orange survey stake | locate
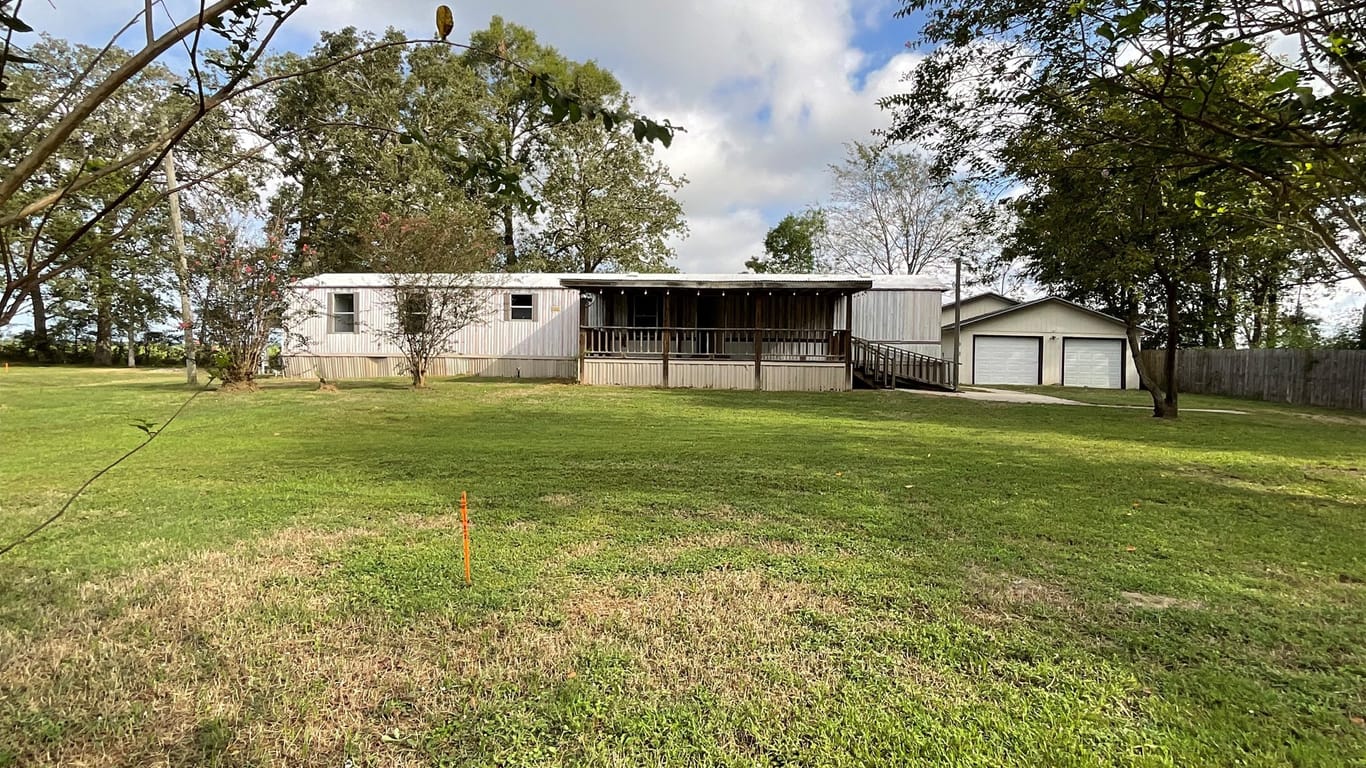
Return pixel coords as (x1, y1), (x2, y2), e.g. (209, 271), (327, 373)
(460, 491), (472, 585)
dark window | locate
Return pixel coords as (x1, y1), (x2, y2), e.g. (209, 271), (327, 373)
(400, 291), (430, 335)
(330, 293), (356, 333)
(510, 293), (534, 320)
(630, 294), (660, 327)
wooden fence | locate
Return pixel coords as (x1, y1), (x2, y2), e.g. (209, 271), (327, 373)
(1140, 348), (1366, 411)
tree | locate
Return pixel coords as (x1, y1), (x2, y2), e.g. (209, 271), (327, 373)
(746, 211), (825, 273)
(365, 208), (500, 388)
(461, 16), (626, 267)
(193, 220), (307, 389)
(995, 71), (1318, 417)
(817, 142), (980, 275)
(0, 4), (679, 328)
(520, 115), (686, 273)
(884, 0), (1366, 295)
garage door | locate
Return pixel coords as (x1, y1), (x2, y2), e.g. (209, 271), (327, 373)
(1063, 338), (1124, 388)
(973, 336), (1040, 385)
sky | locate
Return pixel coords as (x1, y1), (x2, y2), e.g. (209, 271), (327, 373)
(19, 1), (1366, 327)
(29, 0), (925, 274)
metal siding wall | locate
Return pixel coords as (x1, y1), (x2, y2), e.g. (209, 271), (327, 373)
(761, 363), (847, 391)
(850, 290), (941, 344)
(289, 286), (581, 358)
(581, 360), (663, 387)
(283, 355), (576, 380)
(669, 361), (754, 389)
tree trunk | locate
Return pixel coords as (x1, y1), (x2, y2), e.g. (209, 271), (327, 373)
(29, 284), (50, 362)
(126, 319), (137, 368)
(1159, 283), (1180, 418)
(501, 208), (516, 269)
(1124, 312), (1176, 418)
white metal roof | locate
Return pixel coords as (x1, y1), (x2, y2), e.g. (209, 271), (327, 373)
(296, 272), (948, 291)
(295, 273), (579, 289)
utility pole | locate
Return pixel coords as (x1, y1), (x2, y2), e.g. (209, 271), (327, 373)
(953, 256), (962, 390)
(147, 0), (197, 384)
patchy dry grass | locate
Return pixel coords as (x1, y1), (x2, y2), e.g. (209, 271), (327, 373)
(1, 367), (1364, 766)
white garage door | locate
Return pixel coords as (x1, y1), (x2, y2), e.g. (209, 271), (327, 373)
(1063, 338), (1124, 388)
(973, 336), (1040, 385)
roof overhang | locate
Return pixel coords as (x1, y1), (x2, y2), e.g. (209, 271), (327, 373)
(942, 295), (1152, 332)
(560, 274), (874, 292)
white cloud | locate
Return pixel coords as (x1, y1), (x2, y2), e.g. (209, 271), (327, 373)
(27, 1), (922, 273)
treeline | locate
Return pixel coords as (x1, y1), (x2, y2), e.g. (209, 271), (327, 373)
(3, 15), (687, 366)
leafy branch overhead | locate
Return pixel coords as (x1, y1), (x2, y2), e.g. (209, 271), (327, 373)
(0, 1), (684, 327)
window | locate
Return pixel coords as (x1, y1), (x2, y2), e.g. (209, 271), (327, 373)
(508, 293), (535, 321)
(400, 291), (430, 335)
(630, 293), (660, 327)
(329, 292), (356, 333)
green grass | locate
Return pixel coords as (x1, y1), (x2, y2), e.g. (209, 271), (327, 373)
(0, 366), (1363, 767)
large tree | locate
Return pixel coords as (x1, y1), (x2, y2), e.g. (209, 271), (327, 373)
(520, 114), (686, 273)
(460, 16), (626, 267)
(817, 142), (980, 275)
(994, 67), (1318, 417)
(884, 0), (1366, 295)
(746, 211), (825, 274)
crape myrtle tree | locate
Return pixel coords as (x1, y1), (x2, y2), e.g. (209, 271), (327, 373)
(0, 1), (680, 328)
(192, 220), (312, 389)
(365, 207), (501, 388)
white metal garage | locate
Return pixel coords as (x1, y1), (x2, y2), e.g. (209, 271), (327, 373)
(972, 336), (1041, 385)
(942, 295), (1143, 390)
(1062, 338), (1125, 388)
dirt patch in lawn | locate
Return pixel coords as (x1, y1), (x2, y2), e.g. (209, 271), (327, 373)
(544, 570), (849, 702)
(966, 570), (1076, 624)
(0, 526), (441, 768)
(539, 493), (576, 508)
(1120, 591), (1203, 610)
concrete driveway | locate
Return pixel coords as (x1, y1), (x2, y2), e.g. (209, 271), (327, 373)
(901, 387), (1247, 414)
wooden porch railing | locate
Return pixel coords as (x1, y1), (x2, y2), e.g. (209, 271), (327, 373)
(583, 326), (849, 363)
(851, 337), (955, 390)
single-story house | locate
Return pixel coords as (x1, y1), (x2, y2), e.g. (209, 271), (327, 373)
(941, 294), (1141, 389)
(285, 272), (953, 392)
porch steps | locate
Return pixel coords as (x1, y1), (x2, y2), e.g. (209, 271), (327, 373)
(851, 337), (956, 391)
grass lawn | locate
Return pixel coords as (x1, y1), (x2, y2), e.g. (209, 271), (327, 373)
(1, 366), (1363, 767)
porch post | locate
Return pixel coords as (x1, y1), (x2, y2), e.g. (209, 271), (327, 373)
(578, 329), (587, 383)
(844, 292), (854, 390)
(661, 291), (671, 388)
(753, 293), (764, 391)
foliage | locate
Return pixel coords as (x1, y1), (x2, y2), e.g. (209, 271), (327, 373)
(193, 225), (309, 387)
(0, 6), (680, 327)
(269, 18), (683, 273)
(817, 142), (981, 276)
(884, 0), (1366, 291)
(1, 369), (1364, 764)
(364, 208), (500, 388)
(746, 211), (826, 273)
(520, 116), (687, 273)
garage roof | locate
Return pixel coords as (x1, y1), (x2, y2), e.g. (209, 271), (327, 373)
(943, 296), (1136, 330)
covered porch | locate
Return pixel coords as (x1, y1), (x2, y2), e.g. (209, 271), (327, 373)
(562, 275), (872, 391)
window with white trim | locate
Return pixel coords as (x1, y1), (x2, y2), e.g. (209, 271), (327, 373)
(329, 292), (357, 333)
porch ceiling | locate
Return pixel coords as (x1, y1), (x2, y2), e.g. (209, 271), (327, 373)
(559, 274), (873, 293)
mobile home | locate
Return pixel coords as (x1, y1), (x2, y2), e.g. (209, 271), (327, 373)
(285, 273), (952, 391)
